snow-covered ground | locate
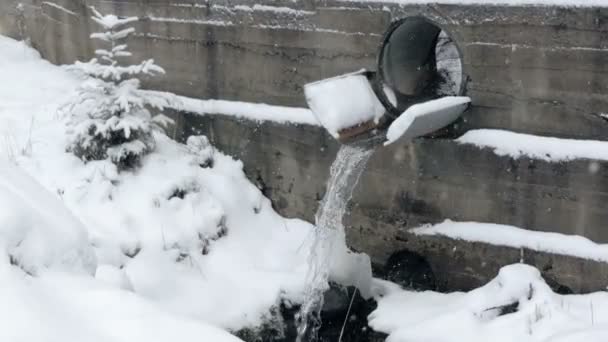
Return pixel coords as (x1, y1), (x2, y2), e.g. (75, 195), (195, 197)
(370, 264), (608, 342)
(0, 35), (314, 341)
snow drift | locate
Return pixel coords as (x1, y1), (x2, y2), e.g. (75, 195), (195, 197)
(0, 161), (96, 275)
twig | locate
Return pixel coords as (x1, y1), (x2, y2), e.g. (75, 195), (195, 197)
(338, 288), (357, 342)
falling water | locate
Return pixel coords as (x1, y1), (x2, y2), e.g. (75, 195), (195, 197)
(295, 140), (377, 342)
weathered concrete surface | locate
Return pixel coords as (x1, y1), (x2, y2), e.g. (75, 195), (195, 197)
(397, 232), (608, 294)
(3, 0), (608, 291)
(4, 0), (608, 139)
(180, 113), (608, 292)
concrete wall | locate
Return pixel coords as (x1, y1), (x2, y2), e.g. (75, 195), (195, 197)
(179, 113), (608, 292)
(2, 0), (608, 291)
(4, 0), (608, 139)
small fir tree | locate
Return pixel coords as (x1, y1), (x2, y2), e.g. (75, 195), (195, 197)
(63, 7), (175, 170)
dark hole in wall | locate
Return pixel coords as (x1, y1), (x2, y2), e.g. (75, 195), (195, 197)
(377, 17), (464, 114)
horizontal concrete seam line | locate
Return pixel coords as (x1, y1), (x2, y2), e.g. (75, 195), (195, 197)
(340, 0), (608, 8)
(362, 168), (608, 195)
(465, 63), (608, 74)
(469, 95), (596, 111)
(147, 16), (234, 26)
(254, 24), (382, 36)
(41, 1), (77, 16)
(145, 16), (381, 36)
(217, 4), (316, 16)
(456, 22), (608, 33)
(130, 33), (376, 59)
(467, 85), (608, 100)
(467, 93), (607, 113)
(321, 5), (390, 11)
(467, 41), (608, 53)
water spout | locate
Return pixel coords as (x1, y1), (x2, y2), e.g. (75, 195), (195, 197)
(295, 140), (377, 342)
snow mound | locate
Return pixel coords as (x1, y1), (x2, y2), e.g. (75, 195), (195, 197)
(0, 161), (96, 275)
(0, 35), (313, 333)
(370, 263), (608, 342)
(457, 129), (608, 162)
(411, 220), (608, 262)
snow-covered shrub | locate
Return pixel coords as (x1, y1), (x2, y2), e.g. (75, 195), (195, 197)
(151, 175), (228, 256)
(187, 135), (215, 168)
(63, 7), (176, 170)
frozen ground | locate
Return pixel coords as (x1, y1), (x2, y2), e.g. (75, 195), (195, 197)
(370, 264), (608, 342)
(2, 34), (608, 342)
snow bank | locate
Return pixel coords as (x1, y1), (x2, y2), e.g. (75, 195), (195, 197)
(457, 129), (608, 162)
(343, 0), (608, 7)
(411, 220), (608, 262)
(304, 70), (385, 137)
(0, 34), (313, 335)
(0, 161), (96, 275)
(370, 264), (608, 342)
(0, 266), (242, 342)
(385, 96), (470, 145)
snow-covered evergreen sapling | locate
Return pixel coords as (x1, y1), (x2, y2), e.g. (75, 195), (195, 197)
(63, 7), (176, 170)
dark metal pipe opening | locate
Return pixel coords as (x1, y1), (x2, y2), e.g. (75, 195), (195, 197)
(374, 16), (466, 119)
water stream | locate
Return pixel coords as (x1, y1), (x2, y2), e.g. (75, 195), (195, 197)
(295, 140), (377, 342)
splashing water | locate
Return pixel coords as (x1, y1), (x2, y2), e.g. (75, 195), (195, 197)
(295, 142), (376, 342)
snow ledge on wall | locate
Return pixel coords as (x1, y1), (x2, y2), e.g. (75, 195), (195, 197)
(456, 129), (608, 162)
(142, 90), (319, 126)
(411, 220), (608, 263)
